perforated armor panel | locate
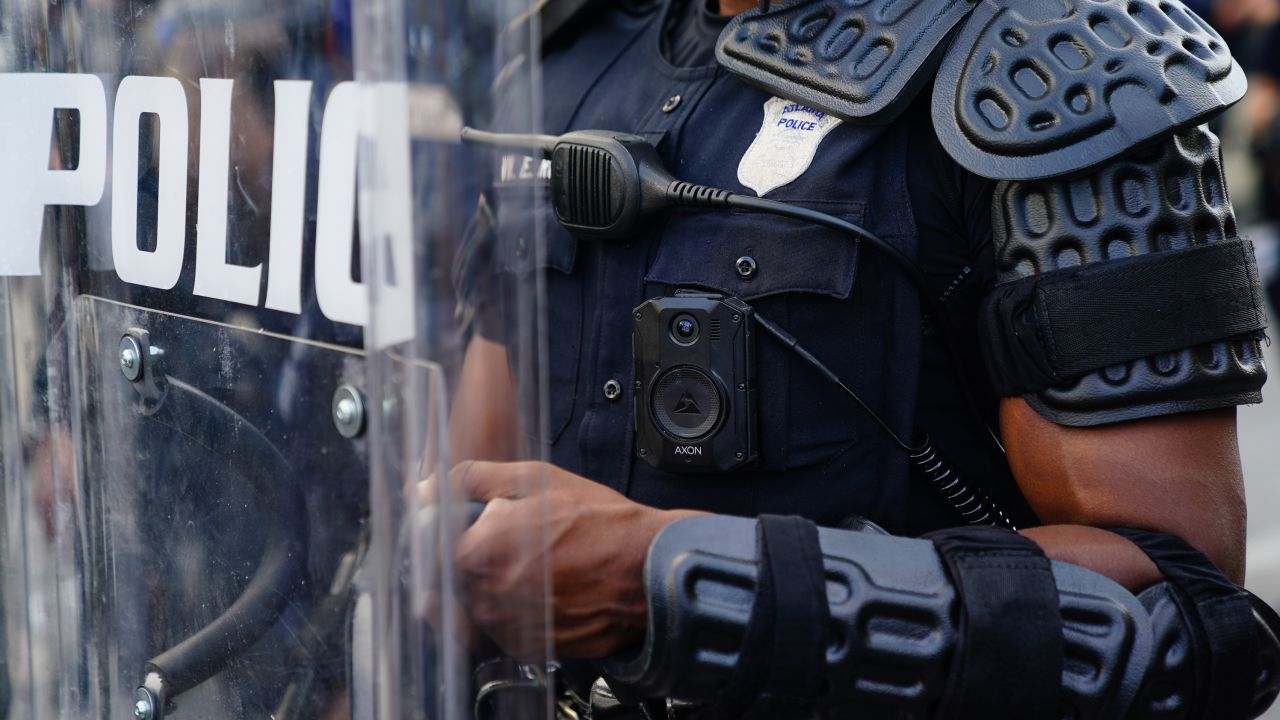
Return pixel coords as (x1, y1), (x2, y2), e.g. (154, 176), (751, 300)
(932, 0), (1247, 180)
(987, 125), (1266, 426)
(715, 0), (975, 123)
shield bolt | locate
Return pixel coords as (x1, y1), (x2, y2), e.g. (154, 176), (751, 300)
(120, 336), (143, 382)
(332, 384), (367, 439)
(131, 687), (159, 720)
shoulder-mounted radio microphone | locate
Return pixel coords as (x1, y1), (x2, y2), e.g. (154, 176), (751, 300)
(461, 127), (682, 240)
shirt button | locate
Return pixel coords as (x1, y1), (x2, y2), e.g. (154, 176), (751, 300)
(603, 379), (622, 401)
(735, 255), (758, 280)
(661, 94), (682, 113)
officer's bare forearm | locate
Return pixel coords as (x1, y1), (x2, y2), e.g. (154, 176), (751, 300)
(449, 336), (520, 463)
(1021, 525), (1160, 593)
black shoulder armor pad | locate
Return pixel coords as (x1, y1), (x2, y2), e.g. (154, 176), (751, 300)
(981, 125), (1268, 426)
(715, 0), (976, 124)
(932, 0), (1247, 180)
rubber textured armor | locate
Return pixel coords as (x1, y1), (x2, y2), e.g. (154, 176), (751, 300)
(715, 0), (975, 124)
(713, 0), (1246, 180)
(1128, 581), (1280, 718)
(982, 124), (1266, 426)
(932, 0), (1246, 180)
(601, 515), (1280, 719)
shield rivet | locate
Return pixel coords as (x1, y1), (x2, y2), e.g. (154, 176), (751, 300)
(120, 336), (143, 382)
(332, 384), (367, 439)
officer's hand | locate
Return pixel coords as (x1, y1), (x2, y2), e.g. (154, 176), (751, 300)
(444, 460), (699, 660)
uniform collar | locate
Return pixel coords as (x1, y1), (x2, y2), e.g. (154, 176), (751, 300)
(648, 0), (726, 79)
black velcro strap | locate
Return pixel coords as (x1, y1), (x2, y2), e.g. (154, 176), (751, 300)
(927, 526), (1062, 719)
(981, 238), (1267, 395)
(758, 515), (829, 702)
(716, 515), (830, 717)
(1112, 528), (1258, 719)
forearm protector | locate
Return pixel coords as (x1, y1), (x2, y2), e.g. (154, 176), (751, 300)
(600, 515), (1280, 719)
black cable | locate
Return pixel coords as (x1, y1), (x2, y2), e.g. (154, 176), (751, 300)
(908, 438), (1016, 530)
(724, 193), (934, 306)
(753, 312), (918, 453)
(668, 181), (1007, 457)
(754, 311), (1015, 529)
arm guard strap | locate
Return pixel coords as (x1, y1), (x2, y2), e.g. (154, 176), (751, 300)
(1113, 528), (1280, 719)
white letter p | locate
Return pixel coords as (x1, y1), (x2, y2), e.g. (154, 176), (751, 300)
(0, 73), (107, 276)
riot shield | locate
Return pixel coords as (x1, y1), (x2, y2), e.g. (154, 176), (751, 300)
(0, 0), (551, 718)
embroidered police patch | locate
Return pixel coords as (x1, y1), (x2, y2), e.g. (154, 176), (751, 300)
(737, 97), (841, 196)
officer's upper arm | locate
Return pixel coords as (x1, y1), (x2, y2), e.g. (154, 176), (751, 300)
(1001, 398), (1246, 583)
(971, 122), (1261, 586)
(948, 4), (1264, 581)
(973, 129), (1254, 583)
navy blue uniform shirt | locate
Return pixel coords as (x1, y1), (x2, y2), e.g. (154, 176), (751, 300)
(483, 0), (1037, 535)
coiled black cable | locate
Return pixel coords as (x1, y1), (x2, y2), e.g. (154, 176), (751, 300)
(907, 436), (1016, 530)
(667, 181), (733, 208)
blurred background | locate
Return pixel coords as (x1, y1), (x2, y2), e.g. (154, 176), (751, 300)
(1210, 4), (1280, 715)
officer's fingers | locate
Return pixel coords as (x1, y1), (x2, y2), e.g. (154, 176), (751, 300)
(454, 497), (517, 577)
(418, 466), (485, 506)
(450, 460), (534, 502)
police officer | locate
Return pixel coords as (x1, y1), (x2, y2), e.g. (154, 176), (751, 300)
(443, 0), (1280, 716)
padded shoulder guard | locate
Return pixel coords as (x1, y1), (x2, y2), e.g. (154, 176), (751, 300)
(715, 0), (1245, 180)
(716, 0), (975, 124)
(980, 125), (1267, 426)
(932, 0), (1247, 180)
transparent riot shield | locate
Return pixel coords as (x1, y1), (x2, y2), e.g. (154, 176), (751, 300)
(0, 0), (550, 718)
(354, 0), (555, 719)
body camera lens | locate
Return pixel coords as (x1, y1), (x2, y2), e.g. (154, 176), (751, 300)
(671, 314), (699, 345)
